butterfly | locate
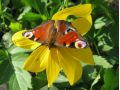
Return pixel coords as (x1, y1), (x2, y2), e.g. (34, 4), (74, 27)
(22, 20), (88, 49)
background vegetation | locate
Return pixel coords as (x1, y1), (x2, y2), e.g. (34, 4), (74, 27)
(0, 0), (118, 90)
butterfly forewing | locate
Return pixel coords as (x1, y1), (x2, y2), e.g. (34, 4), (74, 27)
(23, 20), (55, 45)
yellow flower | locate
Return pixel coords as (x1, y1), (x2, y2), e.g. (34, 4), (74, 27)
(12, 4), (94, 86)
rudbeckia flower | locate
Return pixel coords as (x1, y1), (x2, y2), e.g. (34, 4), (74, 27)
(12, 4), (94, 86)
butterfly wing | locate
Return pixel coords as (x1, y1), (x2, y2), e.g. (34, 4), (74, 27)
(23, 20), (55, 44)
(55, 20), (88, 48)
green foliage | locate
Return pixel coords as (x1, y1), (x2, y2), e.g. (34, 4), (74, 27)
(9, 22), (22, 32)
(0, 58), (14, 84)
(93, 55), (113, 68)
(9, 67), (32, 90)
(101, 68), (119, 90)
(0, 0), (118, 90)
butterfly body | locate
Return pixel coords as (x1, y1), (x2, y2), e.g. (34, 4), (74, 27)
(23, 20), (88, 49)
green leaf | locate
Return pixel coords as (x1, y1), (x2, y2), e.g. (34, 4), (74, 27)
(94, 17), (106, 29)
(94, 17), (113, 30)
(106, 49), (118, 65)
(32, 72), (47, 90)
(39, 85), (48, 90)
(101, 68), (119, 90)
(90, 74), (100, 90)
(2, 12), (13, 21)
(49, 6), (59, 17)
(2, 32), (12, 48)
(98, 40), (113, 52)
(21, 0), (41, 13)
(17, 6), (31, 20)
(49, 86), (58, 90)
(93, 55), (113, 68)
(83, 66), (97, 83)
(9, 22), (22, 32)
(8, 45), (31, 55)
(0, 49), (8, 61)
(102, 45), (113, 52)
(0, 59), (14, 84)
(9, 67), (32, 90)
(8, 45), (30, 67)
(66, 15), (79, 22)
(11, 53), (29, 67)
(23, 12), (47, 21)
(40, 85), (58, 90)
(54, 74), (70, 88)
(55, 74), (68, 83)
(0, 49), (14, 85)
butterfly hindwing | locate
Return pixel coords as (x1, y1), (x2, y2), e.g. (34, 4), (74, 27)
(23, 20), (55, 44)
(55, 20), (88, 48)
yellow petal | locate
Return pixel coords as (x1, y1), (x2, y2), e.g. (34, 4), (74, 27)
(58, 48), (82, 85)
(39, 46), (50, 72)
(72, 15), (92, 35)
(23, 46), (49, 72)
(12, 30), (40, 50)
(46, 48), (61, 87)
(63, 48), (94, 65)
(52, 4), (92, 20)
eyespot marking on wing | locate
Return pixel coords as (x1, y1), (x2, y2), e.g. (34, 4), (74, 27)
(75, 40), (87, 48)
(23, 31), (33, 39)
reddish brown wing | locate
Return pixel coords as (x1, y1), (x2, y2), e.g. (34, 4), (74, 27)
(23, 20), (55, 44)
(55, 20), (88, 48)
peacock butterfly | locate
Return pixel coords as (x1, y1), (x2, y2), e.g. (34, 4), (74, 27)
(23, 20), (88, 49)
